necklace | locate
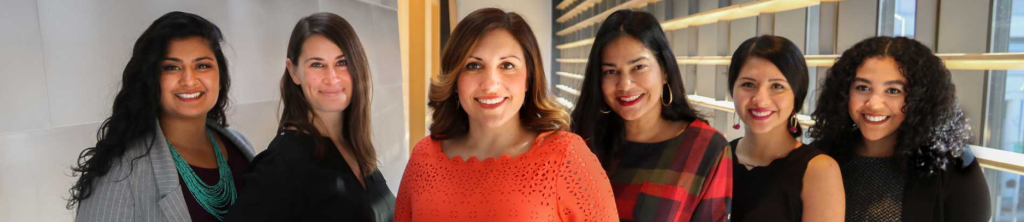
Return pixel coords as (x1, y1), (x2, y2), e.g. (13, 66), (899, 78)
(166, 128), (236, 221)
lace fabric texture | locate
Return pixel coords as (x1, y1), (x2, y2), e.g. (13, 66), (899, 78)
(394, 131), (618, 222)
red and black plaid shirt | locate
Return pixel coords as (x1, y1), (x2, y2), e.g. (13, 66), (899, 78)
(609, 119), (733, 222)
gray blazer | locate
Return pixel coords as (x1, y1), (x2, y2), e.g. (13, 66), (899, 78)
(75, 121), (257, 222)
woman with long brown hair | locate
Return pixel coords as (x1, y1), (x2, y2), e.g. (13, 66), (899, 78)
(224, 12), (394, 222)
(394, 8), (617, 222)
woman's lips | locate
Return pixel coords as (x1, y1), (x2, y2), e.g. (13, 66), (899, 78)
(616, 93), (644, 106)
(748, 109), (775, 120)
(475, 96), (507, 109)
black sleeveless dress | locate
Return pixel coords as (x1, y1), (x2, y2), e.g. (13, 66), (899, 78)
(730, 138), (825, 222)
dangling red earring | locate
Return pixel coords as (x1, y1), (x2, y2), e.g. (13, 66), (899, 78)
(732, 113), (740, 129)
(788, 116), (798, 133)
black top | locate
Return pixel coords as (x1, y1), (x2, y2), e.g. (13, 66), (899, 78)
(179, 132), (251, 222)
(843, 156), (903, 222)
(821, 144), (992, 222)
(730, 138), (824, 222)
(225, 129), (396, 222)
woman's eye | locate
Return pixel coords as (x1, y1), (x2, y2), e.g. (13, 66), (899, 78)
(310, 62), (325, 68)
(336, 60), (348, 66)
(603, 69), (618, 75)
(740, 82), (755, 88)
(855, 85), (870, 92)
(162, 65), (180, 71)
(196, 64), (211, 69)
(499, 63), (515, 69)
(465, 63), (482, 70)
(886, 88), (902, 94)
(771, 83), (786, 89)
(632, 64), (647, 70)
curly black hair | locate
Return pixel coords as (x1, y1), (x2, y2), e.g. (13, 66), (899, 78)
(68, 11), (231, 209)
(808, 36), (971, 178)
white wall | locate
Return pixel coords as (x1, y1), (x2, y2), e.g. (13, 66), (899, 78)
(0, 0), (406, 221)
(457, 0), (554, 85)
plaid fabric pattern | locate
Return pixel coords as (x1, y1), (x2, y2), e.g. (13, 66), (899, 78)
(609, 120), (733, 222)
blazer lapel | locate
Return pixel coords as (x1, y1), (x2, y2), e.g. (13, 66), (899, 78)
(150, 120), (192, 222)
(208, 122), (256, 160)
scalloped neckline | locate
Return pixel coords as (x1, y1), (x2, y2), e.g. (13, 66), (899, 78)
(435, 131), (555, 163)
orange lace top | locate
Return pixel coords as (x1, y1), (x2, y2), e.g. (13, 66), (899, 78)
(394, 131), (618, 222)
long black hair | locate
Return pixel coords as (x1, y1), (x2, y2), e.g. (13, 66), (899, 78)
(68, 11), (231, 209)
(727, 35), (810, 138)
(570, 10), (703, 170)
(809, 36), (970, 177)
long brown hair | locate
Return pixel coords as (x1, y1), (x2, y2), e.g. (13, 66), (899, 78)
(428, 8), (569, 140)
(280, 12), (376, 174)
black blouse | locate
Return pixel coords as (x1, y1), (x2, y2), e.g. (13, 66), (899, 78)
(730, 138), (825, 222)
(225, 129), (395, 222)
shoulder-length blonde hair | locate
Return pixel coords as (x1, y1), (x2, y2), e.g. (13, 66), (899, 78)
(279, 12), (376, 174)
(428, 8), (568, 140)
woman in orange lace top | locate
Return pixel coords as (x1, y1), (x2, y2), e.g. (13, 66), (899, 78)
(394, 8), (617, 222)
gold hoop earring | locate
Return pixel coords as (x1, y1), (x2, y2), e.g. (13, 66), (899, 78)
(662, 84), (673, 106)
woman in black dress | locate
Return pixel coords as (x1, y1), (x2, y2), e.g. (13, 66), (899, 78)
(809, 36), (990, 222)
(726, 35), (844, 221)
(225, 12), (394, 222)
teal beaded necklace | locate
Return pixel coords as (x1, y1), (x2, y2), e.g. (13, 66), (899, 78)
(166, 128), (236, 221)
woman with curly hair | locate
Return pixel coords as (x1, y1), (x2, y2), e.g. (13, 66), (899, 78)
(70, 12), (255, 222)
(809, 36), (990, 221)
(728, 35), (844, 222)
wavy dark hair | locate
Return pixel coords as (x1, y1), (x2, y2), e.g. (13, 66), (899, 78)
(808, 36), (970, 177)
(728, 35), (809, 138)
(280, 12), (377, 174)
(429, 8), (569, 140)
(68, 11), (231, 209)
(570, 10), (703, 170)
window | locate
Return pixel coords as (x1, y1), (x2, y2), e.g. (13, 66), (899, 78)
(878, 0), (916, 37)
(988, 0), (1024, 220)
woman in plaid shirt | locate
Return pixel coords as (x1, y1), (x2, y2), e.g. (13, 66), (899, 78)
(571, 10), (733, 222)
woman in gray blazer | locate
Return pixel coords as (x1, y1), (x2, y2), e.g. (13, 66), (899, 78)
(68, 11), (256, 222)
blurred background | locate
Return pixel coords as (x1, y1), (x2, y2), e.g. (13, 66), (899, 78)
(2, 0), (1024, 221)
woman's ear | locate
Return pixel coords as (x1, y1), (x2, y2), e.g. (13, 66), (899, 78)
(286, 58), (301, 85)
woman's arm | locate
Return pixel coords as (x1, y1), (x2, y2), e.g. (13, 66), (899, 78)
(802, 154), (845, 222)
(692, 142), (733, 222)
(944, 158), (991, 221)
(556, 133), (619, 222)
(75, 157), (135, 222)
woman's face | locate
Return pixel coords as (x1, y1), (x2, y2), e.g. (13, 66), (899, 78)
(456, 29), (529, 129)
(159, 36), (220, 120)
(732, 57), (795, 135)
(287, 34), (354, 116)
(848, 57), (907, 142)
(599, 36), (666, 121)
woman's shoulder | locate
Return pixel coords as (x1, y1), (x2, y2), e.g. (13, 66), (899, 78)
(792, 142), (827, 162)
(801, 144), (840, 181)
(253, 130), (319, 164)
(531, 131), (597, 163)
(536, 131), (586, 150)
(411, 136), (441, 157)
(681, 119), (730, 147)
(216, 126), (256, 153)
